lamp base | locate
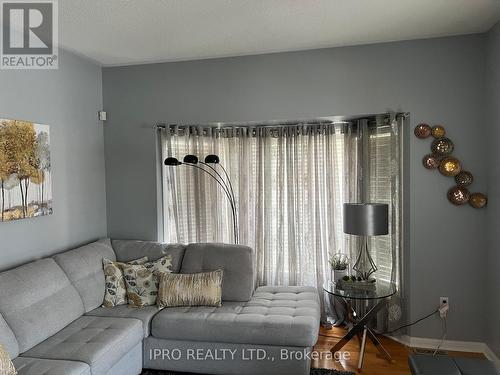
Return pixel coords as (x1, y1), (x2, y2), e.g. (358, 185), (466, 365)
(337, 278), (377, 291)
(352, 237), (378, 280)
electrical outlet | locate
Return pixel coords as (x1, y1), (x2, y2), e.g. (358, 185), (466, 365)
(440, 297), (449, 307)
(439, 297), (449, 318)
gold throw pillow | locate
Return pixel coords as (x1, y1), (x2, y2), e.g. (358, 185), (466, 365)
(102, 256), (148, 307)
(157, 270), (223, 308)
(0, 344), (16, 375)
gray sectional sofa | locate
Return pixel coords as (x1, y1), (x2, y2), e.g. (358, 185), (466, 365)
(0, 239), (320, 375)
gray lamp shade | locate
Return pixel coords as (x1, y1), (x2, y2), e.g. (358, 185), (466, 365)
(343, 203), (389, 236)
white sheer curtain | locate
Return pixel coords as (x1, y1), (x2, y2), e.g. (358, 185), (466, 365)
(160, 119), (402, 313)
(366, 117), (404, 331)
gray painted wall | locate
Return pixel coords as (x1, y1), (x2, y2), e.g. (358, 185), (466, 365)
(103, 34), (488, 341)
(486, 21), (500, 357)
(0, 49), (107, 270)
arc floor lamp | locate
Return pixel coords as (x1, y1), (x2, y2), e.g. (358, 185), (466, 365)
(164, 154), (239, 244)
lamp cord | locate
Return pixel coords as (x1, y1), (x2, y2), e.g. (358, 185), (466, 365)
(318, 308), (439, 338)
(384, 308), (439, 335)
(433, 317), (447, 355)
(320, 309), (446, 354)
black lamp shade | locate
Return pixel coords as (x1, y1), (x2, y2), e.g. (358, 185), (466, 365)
(343, 203), (388, 236)
(164, 157), (181, 166)
(183, 155), (199, 164)
(205, 154), (220, 164)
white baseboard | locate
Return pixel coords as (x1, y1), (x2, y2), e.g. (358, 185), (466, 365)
(483, 345), (500, 371)
(387, 335), (500, 371)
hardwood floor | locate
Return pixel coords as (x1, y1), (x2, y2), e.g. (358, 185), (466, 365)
(312, 326), (485, 374)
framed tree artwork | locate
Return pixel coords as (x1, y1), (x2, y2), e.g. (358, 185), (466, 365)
(0, 118), (52, 222)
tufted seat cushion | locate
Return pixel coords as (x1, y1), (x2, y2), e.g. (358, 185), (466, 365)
(409, 354), (461, 375)
(13, 357), (90, 375)
(151, 286), (320, 347)
(453, 357), (499, 375)
(22, 316), (142, 375)
(85, 305), (159, 337)
(409, 354), (499, 375)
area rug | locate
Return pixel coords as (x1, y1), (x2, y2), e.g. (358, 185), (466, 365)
(142, 368), (355, 375)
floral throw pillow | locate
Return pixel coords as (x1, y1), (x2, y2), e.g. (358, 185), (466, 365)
(123, 255), (173, 307)
(0, 344), (16, 375)
(102, 256), (148, 307)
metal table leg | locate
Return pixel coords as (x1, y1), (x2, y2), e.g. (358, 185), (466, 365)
(330, 298), (392, 369)
(366, 326), (392, 362)
(357, 327), (368, 370)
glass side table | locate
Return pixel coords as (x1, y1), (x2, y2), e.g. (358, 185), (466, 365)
(323, 279), (397, 370)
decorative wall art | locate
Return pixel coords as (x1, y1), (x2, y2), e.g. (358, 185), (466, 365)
(455, 171), (473, 187)
(469, 192), (487, 209)
(431, 137), (454, 156)
(431, 125), (446, 138)
(447, 186), (470, 206)
(422, 154), (441, 169)
(414, 123), (432, 139)
(438, 157), (461, 177)
(415, 123), (487, 208)
(0, 118), (52, 222)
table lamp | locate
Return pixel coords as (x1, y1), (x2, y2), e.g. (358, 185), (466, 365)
(343, 203), (388, 281)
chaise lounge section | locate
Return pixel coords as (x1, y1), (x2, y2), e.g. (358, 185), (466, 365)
(0, 239), (320, 375)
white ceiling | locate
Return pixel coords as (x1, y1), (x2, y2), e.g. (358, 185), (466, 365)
(59, 0), (500, 66)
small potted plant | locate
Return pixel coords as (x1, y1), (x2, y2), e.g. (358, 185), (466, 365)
(328, 252), (350, 282)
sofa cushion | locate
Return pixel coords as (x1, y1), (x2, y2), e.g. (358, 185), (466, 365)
(0, 313), (19, 359)
(22, 316), (143, 375)
(13, 357), (90, 375)
(151, 286), (320, 347)
(112, 240), (185, 273)
(453, 357), (499, 375)
(144, 338), (312, 375)
(53, 238), (116, 312)
(105, 342), (142, 375)
(0, 258), (84, 352)
(85, 305), (158, 337)
(409, 354), (461, 375)
(180, 243), (254, 302)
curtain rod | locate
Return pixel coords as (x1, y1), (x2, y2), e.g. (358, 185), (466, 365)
(153, 112), (409, 130)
